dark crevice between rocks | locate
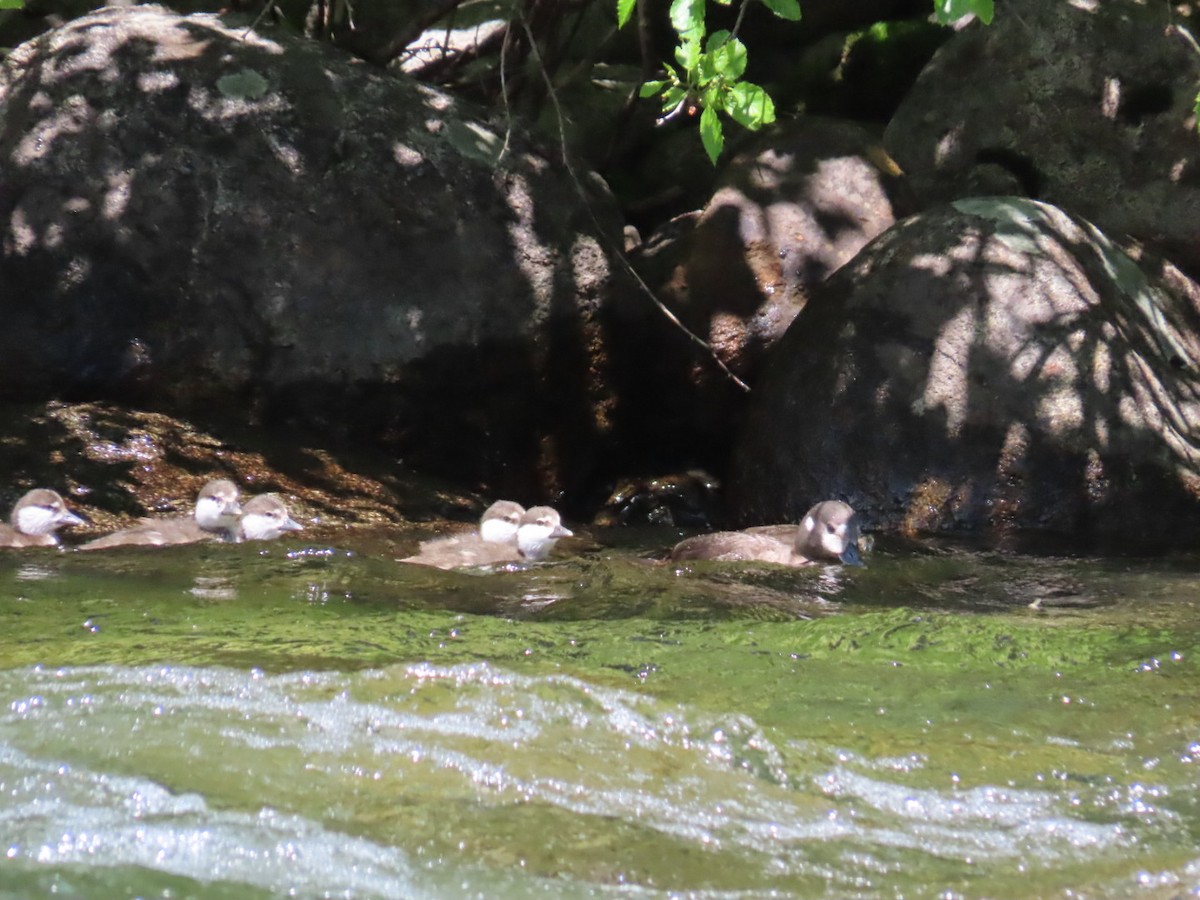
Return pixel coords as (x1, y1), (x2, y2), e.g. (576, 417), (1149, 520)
(972, 147), (1042, 198)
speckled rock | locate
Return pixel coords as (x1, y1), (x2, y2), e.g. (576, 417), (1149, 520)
(0, 5), (628, 502)
(613, 118), (906, 478)
(885, 0), (1200, 277)
(731, 197), (1200, 548)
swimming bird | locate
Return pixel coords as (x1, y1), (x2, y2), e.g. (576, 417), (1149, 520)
(0, 489), (86, 548)
(401, 505), (572, 569)
(236, 493), (304, 541)
(79, 479), (243, 549)
(476, 500), (526, 544)
(405, 500), (525, 559)
(671, 500), (863, 566)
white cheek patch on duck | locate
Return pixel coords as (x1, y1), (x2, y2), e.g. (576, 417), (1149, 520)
(254, 511), (302, 539)
(803, 512), (819, 546)
(480, 516), (520, 544)
(818, 520), (846, 556)
(16, 505), (59, 536)
(196, 498), (241, 531)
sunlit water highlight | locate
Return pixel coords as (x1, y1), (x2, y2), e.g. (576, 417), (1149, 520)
(0, 533), (1199, 897)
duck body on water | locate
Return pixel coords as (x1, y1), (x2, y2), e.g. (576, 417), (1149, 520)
(401, 503), (572, 569)
(671, 500), (863, 567)
(0, 479), (853, 571)
(80, 479), (244, 550)
(78, 481), (303, 550)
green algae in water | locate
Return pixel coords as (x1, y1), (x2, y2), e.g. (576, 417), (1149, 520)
(1, 539), (1200, 897)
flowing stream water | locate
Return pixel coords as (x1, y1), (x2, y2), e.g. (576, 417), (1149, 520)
(1, 528), (1198, 898)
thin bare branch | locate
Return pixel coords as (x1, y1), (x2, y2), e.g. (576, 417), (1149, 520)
(516, 12), (751, 394)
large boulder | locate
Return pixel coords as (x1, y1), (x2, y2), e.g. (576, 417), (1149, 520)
(730, 197), (1200, 549)
(613, 118), (906, 478)
(884, 0), (1200, 277)
(0, 5), (628, 502)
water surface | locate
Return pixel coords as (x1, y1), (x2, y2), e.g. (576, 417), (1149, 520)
(1, 532), (1198, 897)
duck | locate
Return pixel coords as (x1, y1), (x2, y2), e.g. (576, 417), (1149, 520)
(513, 506), (575, 561)
(401, 505), (572, 569)
(476, 500), (526, 543)
(79, 479), (243, 550)
(670, 500), (863, 566)
(403, 500), (525, 560)
(236, 493), (304, 541)
(0, 488), (86, 548)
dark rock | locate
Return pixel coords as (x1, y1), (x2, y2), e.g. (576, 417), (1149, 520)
(0, 5), (628, 502)
(730, 197), (1200, 549)
(639, 118), (907, 372)
(593, 469), (721, 528)
(885, 0), (1200, 277)
(781, 17), (949, 122)
(614, 117), (906, 478)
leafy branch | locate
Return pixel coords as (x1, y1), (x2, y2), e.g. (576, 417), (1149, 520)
(622, 0), (796, 163)
(620, 0), (997, 163)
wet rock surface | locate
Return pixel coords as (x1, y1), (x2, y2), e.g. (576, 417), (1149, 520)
(0, 401), (486, 546)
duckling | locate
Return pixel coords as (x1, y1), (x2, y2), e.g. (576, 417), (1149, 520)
(236, 493), (304, 542)
(671, 500), (863, 566)
(404, 500), (525, 560)
(0, 489), (86, 548)
(80, 479), (243, 550)
(477, 500), (525, 544)
(513, 506), (574, 561)
(401, 505), (572, 569)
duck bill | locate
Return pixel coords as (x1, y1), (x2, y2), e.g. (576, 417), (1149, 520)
(839, 543), (864, 567)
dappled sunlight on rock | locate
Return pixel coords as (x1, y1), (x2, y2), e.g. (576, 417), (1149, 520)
(733, 198), (1200, 549)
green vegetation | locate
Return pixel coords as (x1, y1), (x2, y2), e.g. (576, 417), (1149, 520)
(621, 0), (995, 161)
(623, 0), (795, 162)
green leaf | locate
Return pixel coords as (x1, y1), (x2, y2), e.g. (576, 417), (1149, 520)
(617, 0), (636, 28)
(0, 0), (25, 7)
(934, 0), (994, 25)
(725, 81), (776, 130)
(760, 0), (801, 21)
(216, 68), (270, 100)
(639, 79), (667, 98)
(675, 34), (701, 73)
(706, 29), (732, 52)
(669, 0), (706, 44)
(705, 31), (746, 80)
(662, 85), (688, 111)
(699, 104), (724, 164)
